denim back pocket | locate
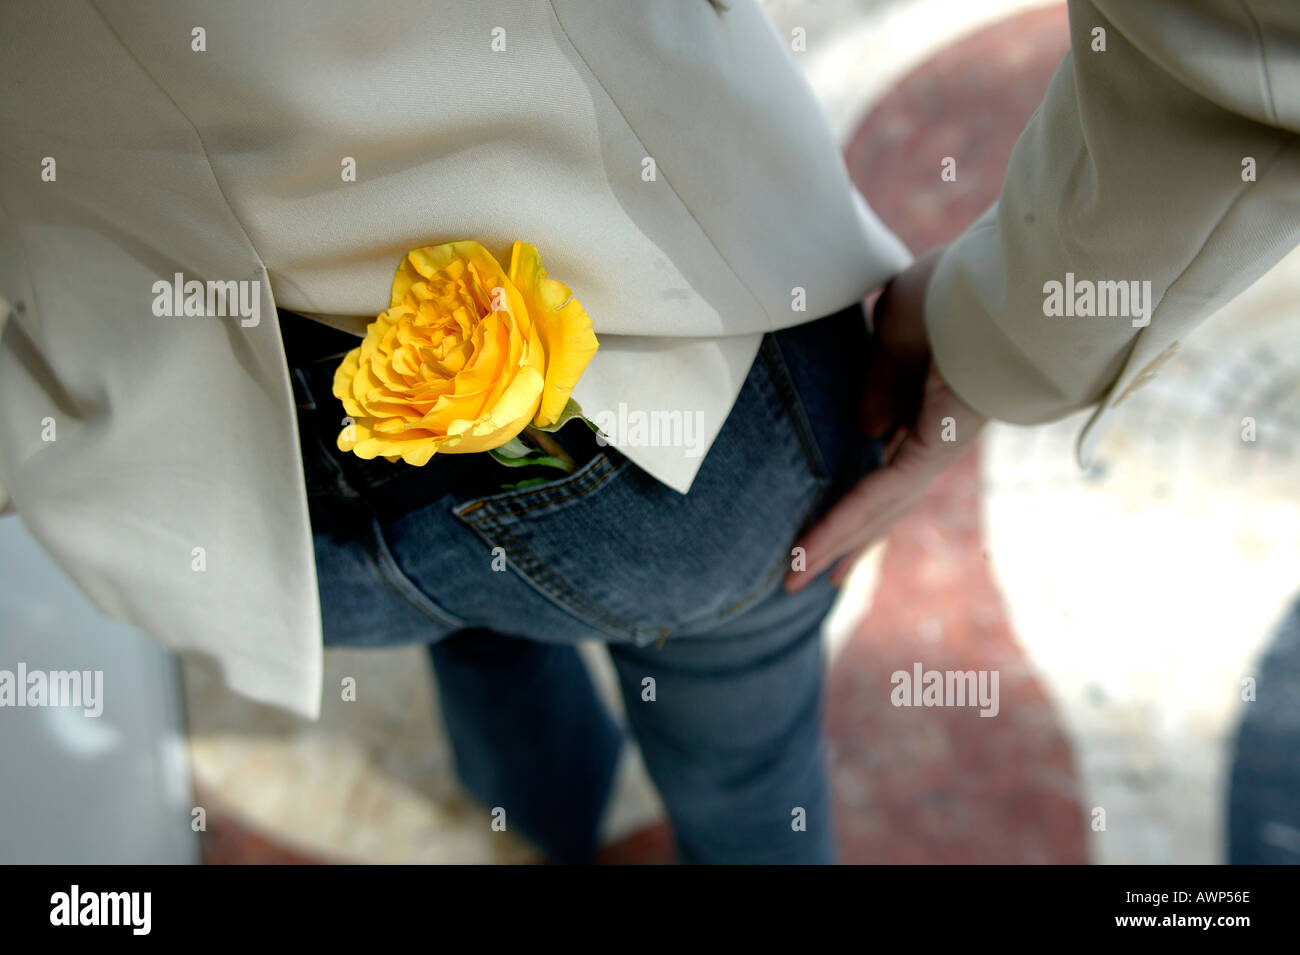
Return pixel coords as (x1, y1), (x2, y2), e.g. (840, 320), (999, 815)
(451, 337), (830, 643)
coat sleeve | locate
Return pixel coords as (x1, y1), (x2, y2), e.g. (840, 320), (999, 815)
(923, 0), (1300, 425)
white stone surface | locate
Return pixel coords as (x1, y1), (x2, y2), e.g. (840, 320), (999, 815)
(980, 247), (1300, 863)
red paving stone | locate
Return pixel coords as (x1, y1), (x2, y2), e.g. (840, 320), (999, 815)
(846, 4), (1073, 254)
(201, 4), (1088, 864)
(830, 3), (1087, 864)
(594, 822), (677, 866)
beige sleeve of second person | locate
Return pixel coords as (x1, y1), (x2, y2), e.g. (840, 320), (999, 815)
(924, 0), (1300, 426)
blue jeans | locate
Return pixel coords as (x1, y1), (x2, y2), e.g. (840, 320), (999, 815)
(289, 304), (880, 864)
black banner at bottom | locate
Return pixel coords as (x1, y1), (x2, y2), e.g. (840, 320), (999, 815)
(4, 864), (1289, 940)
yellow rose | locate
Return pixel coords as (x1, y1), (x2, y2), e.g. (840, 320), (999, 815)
(332, 241), (598, 465)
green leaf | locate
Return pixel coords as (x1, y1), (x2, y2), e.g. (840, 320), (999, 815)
(487, 448), (572, 471)
(491, 437), (533, 460)
(530, 398), (590, 434)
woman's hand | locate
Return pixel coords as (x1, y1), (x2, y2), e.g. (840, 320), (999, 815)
(784, 247), (986, 592)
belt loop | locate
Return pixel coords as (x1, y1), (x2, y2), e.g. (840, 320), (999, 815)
(291, 367), (318, 411)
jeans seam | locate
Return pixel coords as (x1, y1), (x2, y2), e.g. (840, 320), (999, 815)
(368, 513), (468, 631)
(761, 334), (832, 488)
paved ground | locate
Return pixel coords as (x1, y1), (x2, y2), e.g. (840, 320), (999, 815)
(190, 0), (1300, 864)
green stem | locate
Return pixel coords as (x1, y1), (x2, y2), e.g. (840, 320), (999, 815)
(522, 425), (576, 473)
